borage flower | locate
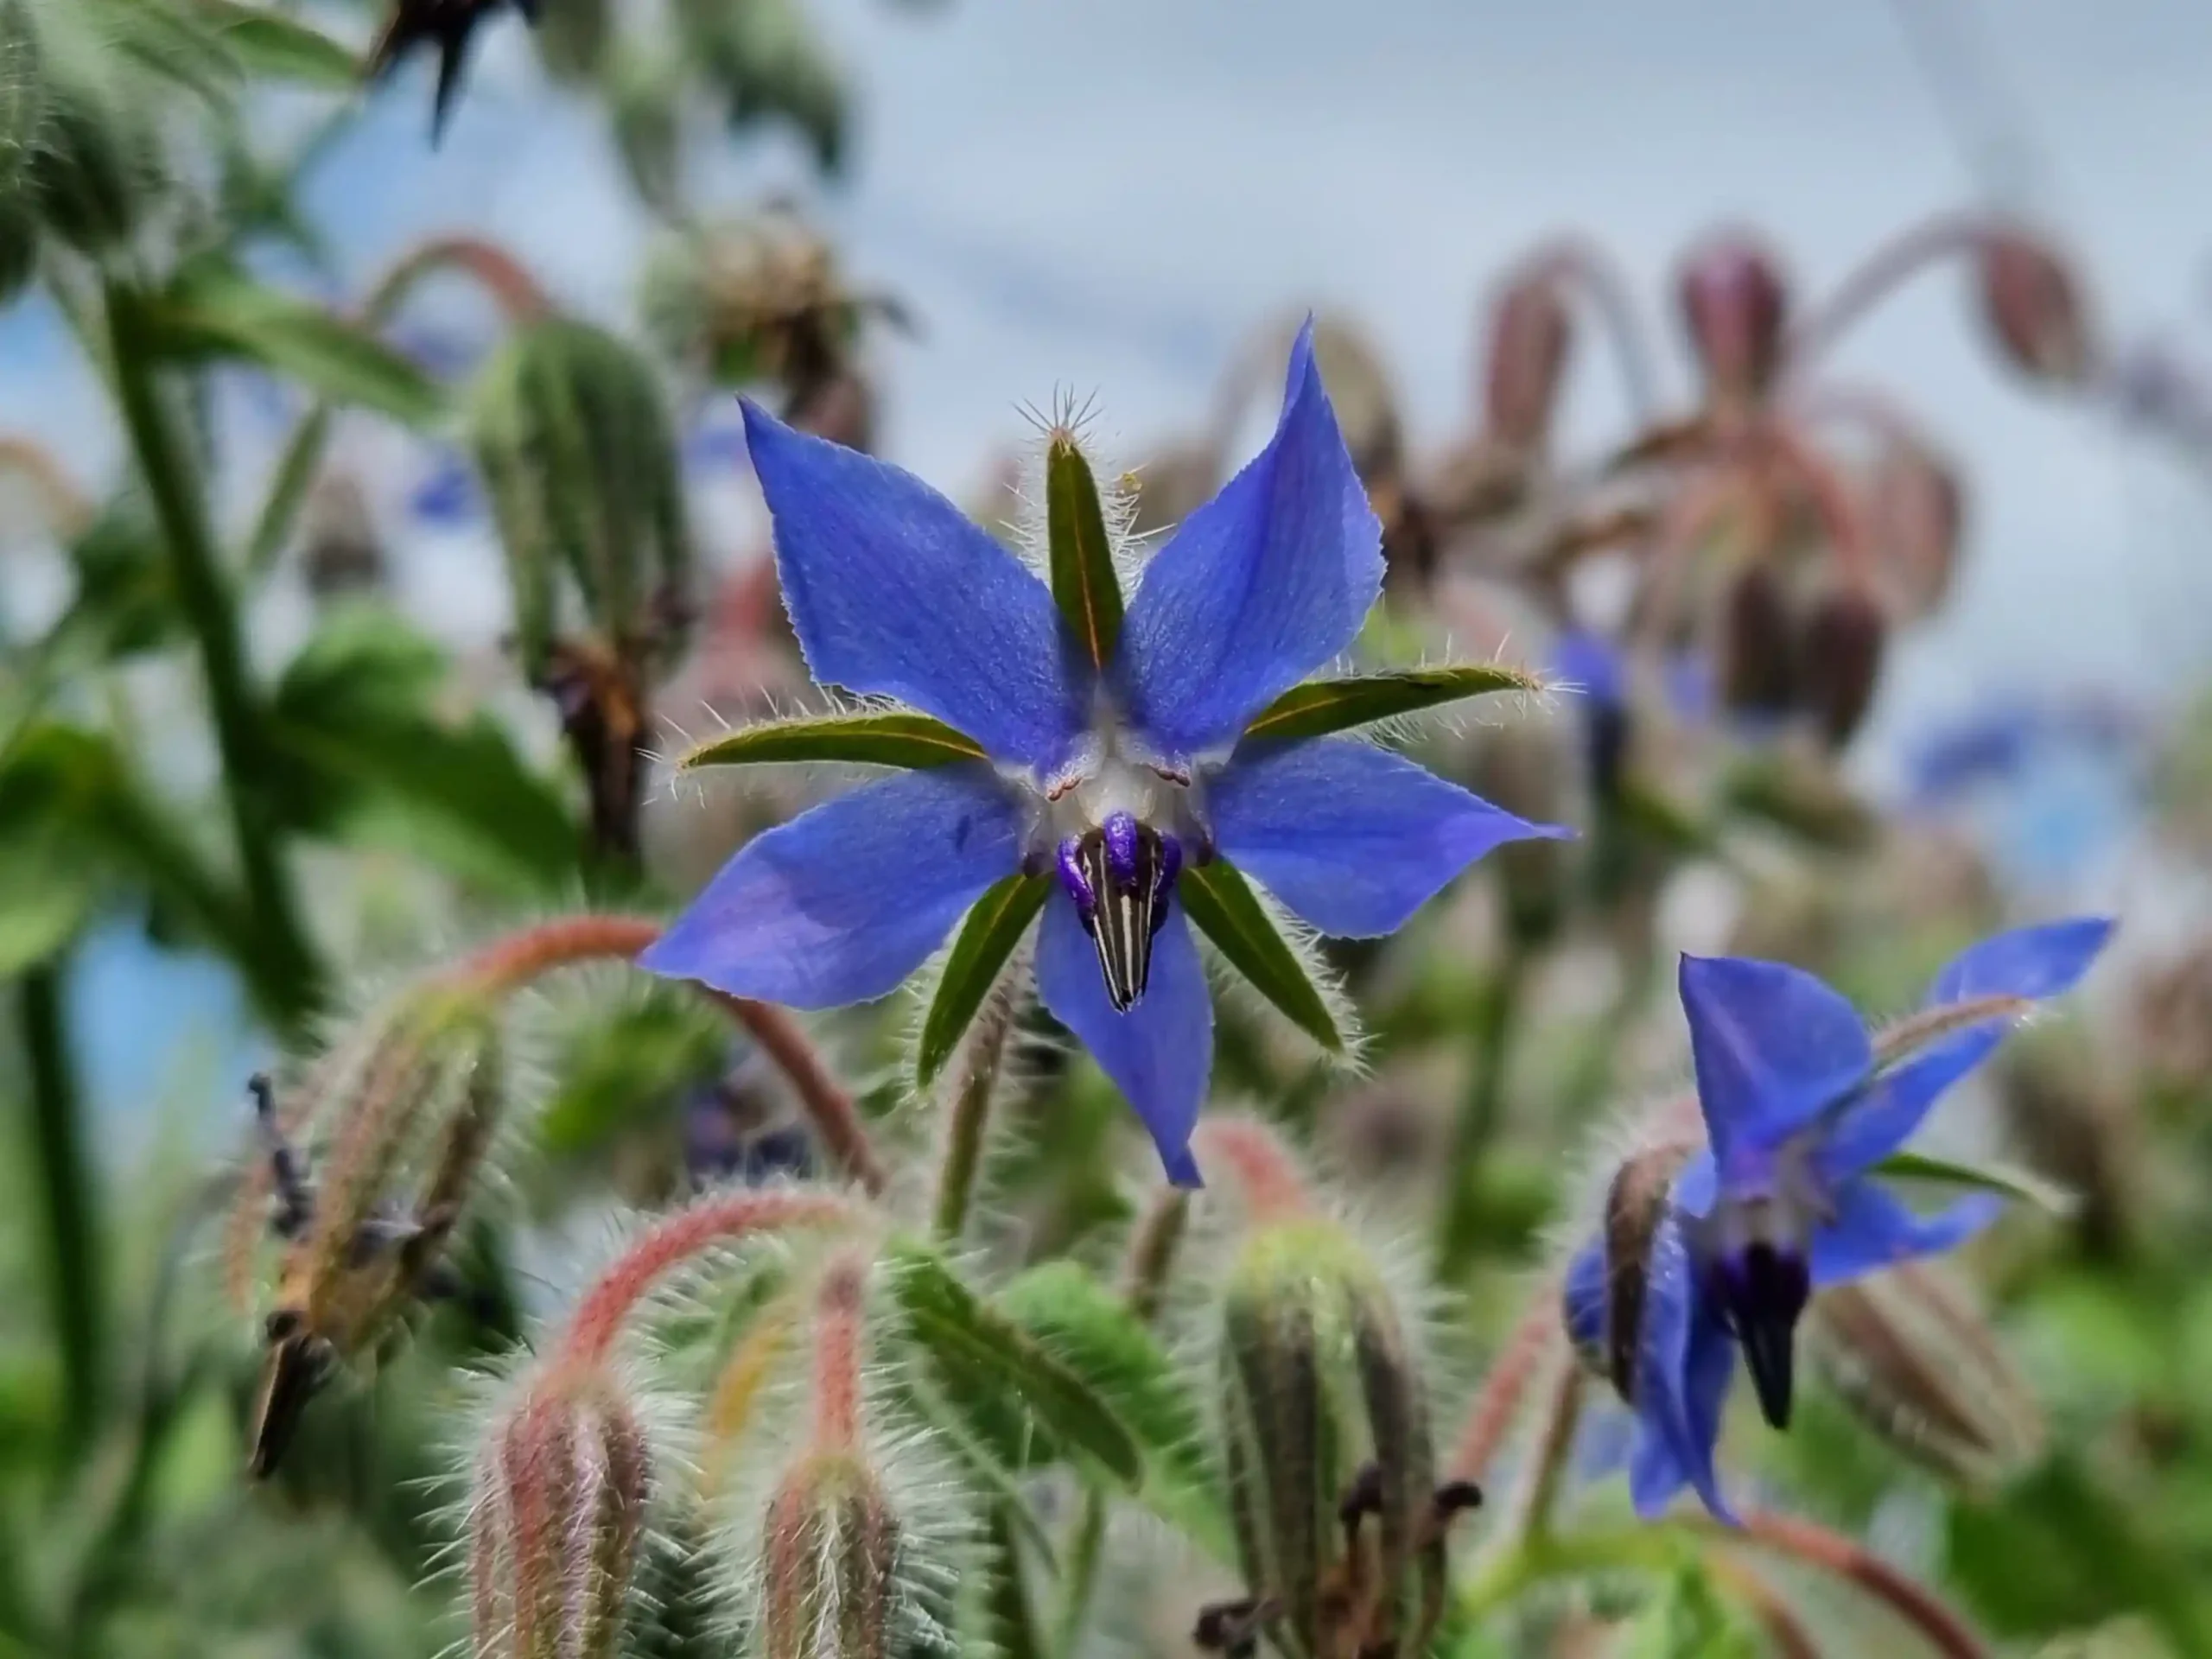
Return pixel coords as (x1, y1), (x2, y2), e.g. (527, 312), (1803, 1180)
(1564, 916), (2111, 1521)
(645, 324), (1565, 1185)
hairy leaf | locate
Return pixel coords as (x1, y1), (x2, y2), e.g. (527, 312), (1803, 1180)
(1179, 859), (1345, 1053)
(916, 874), (1051, 1088)
(1243, 664), (1538, 744)
(679, 709), (988, 772)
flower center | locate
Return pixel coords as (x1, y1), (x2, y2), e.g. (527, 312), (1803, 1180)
(1700, 1195), (1812, 1431)
(1056, 811), (1182, 1012)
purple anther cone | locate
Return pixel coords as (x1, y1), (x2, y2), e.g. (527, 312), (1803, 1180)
(1102, 811), (1141, 888)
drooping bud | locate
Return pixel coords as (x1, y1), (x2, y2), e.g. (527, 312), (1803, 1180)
(1215, 1217), (1447, 1658)
(1717, 562), (1796, 719)
(1803, 1262), (2043, 1489)
(1677, 232), (1789, 404)
(1865, 436), (1965, 622)
(1582, 1144), (1691, 1405)
(468, 1368), (653, 1659)
(760, 1451), (901, 1659)
(1975, 224), (2095, 388)
(1797, 585), (1887, 749)
(1480, 264), (1573, 454)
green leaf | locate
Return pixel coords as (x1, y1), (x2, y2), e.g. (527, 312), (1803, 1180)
(678, 709), (988, 772)
(1179, 859), (1344, 1053)
(145, 258), (442, 427)
(193, 2), (359, 87)
(1871, 1151), (2072, 1214)
(1242, 664), (1539, 744)
(1045, 431), (1123, 671)
(885, 1241), (1142, 1490)
(265, 608), (580, 892)
(916, 874), (1050, 1087)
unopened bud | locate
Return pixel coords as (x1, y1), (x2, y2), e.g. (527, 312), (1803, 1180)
(1217, 1219), (1443, 1657)
(1677, 232), (1789, 403)
(1798, 585), (1886, 749)
(1718, 562), (1796, 719)
(1865, 437), (1964, 622)
(469, 1370), (652, 1659)
(468, 315), (694, 679)
(1481, 267), (1573, 453)
(761, 1451), (901, 1659)
(1804, 1262), (2042, 1489)
(1575, 1144), (1691, 1406)
(1976, 225), (2094, 387)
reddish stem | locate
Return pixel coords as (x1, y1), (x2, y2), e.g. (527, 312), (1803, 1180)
(459, 915), (662, 997)
(1447, 1287), (1565, 1484)
(366, 235), (551, 326)
(1531, 235), (1662, 421)
(556, 1190), (858, 1370)
(1765, 417), (1876, 588)
(1190, 1117), (1313, 1223)
(1784, 210), (1995, 374)
(1697, 1510), (1988, 1659)
(810, 1254), (869, 1450)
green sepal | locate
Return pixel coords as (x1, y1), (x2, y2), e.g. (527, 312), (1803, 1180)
(1045, 432), (1124, 671)
(884, 1240), (1142, 1490)
(1242, 664), (1539, 744)
(1871, 1151), (2071, 1214)
(916, 873), (1051, 1088)
(678, 709), (988, 772)
(194, 1), (359, 86)
(1179, 860), (1346, 1054)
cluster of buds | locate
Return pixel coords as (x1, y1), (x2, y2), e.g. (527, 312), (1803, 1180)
(1196, 1120), (1478, 1658)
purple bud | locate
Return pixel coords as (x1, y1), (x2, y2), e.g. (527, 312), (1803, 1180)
(1798, 585), (1887, 750)
(1866, 438), (1965, 623)
(1481, 268), (1574, 453)
(1718, 562), (1796, 719)
(1677, 232), (1789, 403)
(1976, 225), (2095, 388)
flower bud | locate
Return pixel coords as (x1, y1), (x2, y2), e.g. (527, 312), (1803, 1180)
(1572, 1144), (1691, 1405)
(467, 315), (694, 680)
(1803, 1262), (2043, 1489)
(1865, 437), (1964, 622)
(469, 1370), (653, 1659)
(1481, 266), (1573, 454)
(1677, 232), (1789, 403)
(1976, 225), (2094, 388)
(760, 1450), (901, 1659)
(1217, 1219), (1442, 1658)
(1797, 585), (1886, 749)
(1718, 562), (1796, 719)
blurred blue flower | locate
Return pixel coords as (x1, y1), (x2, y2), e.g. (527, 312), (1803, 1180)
(644, 323), (1566, 1185)
(410, 449), (481, 526)
(1566, 917), (2111, 1521)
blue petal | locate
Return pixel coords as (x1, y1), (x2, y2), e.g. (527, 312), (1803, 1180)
(1629, 1213), (1738, 1523)
(1815, 916), (2114, 1182)
(1116, 321), (1384, 759)
(1679, 956), (1872, 1190)
(1673, 1150), (1719, 1220)
(1551, 628), (1627, 712)
(641, 766), (1021, 1008)
(742, 400), (1089, 775)
(1206, 739), (1569, 938)
(1808, 1181), (2004, 1287)
(1563, 1238), (1607, 1355)
(1034, 898), (1211, 1187)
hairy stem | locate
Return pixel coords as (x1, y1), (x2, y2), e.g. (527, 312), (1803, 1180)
(107, 283), (322, 1030)
(1191, 1116), (1313, 1223)
(1439, 946), (1528, 1273)
(17, 962), (101, 1457)
(931, 993), (1015, 1242)
(1501, 1357), (1583, 1544)
(1447, 1287), (1565, 1486)
(1693, 1510), (1988, 1659)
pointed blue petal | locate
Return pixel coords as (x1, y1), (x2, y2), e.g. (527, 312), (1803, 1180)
(1679, 955), (1872, 1189)
(1673, 1149), (1719, 1219)
(1563, 1238), (1607, 1355)
(1116, 321), (1384, 759)
(1815, 916), (2114, 1182)
(1630, 1213), (1739, 1523)
(1034, 899), (1211, 1186)
(742, 400), (1089, 775)
(1808, 1181), (2004, 1287)
(1206, 738), (1570, 938)
(641, 766), (1021, 1008)
(1550, 627), (1627, 712)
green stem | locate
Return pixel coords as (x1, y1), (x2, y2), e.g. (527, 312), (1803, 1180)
(1438, 945), (1529, 1273)
(931, 994), (1014, 1243)
(105, 283), (322, 1030)
(17, 961), (101, 1457)
(1050, 1499), (1109, 1659)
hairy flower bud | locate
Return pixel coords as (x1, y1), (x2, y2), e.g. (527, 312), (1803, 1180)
(469, 1370), (652, 1659)
(27, 69), (163, 255)
(1865, 436), (1964, 622)
(1216, 1220), (1445, 1658)
(1481, 266), (1573, 454)
(1718, 562), (1796, 719)
(1797, 585), (1886, 749)
(1677, 232), (1789, 404)
(1976, 224), (2094, 388)
(760, 1450), (901, 1659)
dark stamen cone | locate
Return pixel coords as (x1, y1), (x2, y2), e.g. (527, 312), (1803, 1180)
(1718, 562), (1797, 720)
(1976, 224), (2096, 388)
(1066, 821), (1177, 1011)
(1677, 232), (1789, 404)
(1711, 1243), (1811, 1431)
(1799, 586), (1887, 750)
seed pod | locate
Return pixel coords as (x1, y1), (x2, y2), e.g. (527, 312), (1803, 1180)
(1798, 585), (1886, 749)
(760, 1450), (901, 1659)
(1976, 224), (2094, 388)
(1803, 1262), (2043, 1489)
(1718, 562), (1796, 719)
(1217, 1219), (1440, 1658)
(1677, 232), (1789, 404)
(469, 1370), (653, 1659)
(468, 315), (694, 678)
(1865, 436), (1964, 622)
(1481, 265), (1573, 454)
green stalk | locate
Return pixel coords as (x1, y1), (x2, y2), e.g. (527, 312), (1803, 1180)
(931, 993), (1014, 1243)
(105, 282), (322, 1029)
(1438, 944), (1528, 1274)
(17, 961), (100, 1457)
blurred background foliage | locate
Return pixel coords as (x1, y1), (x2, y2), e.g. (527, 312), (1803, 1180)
(0, 0), (2208, 1655)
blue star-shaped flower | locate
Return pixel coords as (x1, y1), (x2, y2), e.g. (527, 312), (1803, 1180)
(1563, 916), (2112, 1521)
(643, 324), (1566, 1185)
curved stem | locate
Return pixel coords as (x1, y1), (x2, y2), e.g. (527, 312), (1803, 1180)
(1534, 236), (1663, 422)
(1693, 1510), (1988, 1659)
(1765, 417), (1876, 588)
(931, 992), (1015, 1242)
(1190, 1116), (1313, 1223)
(1785, 210), (1994, 373)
